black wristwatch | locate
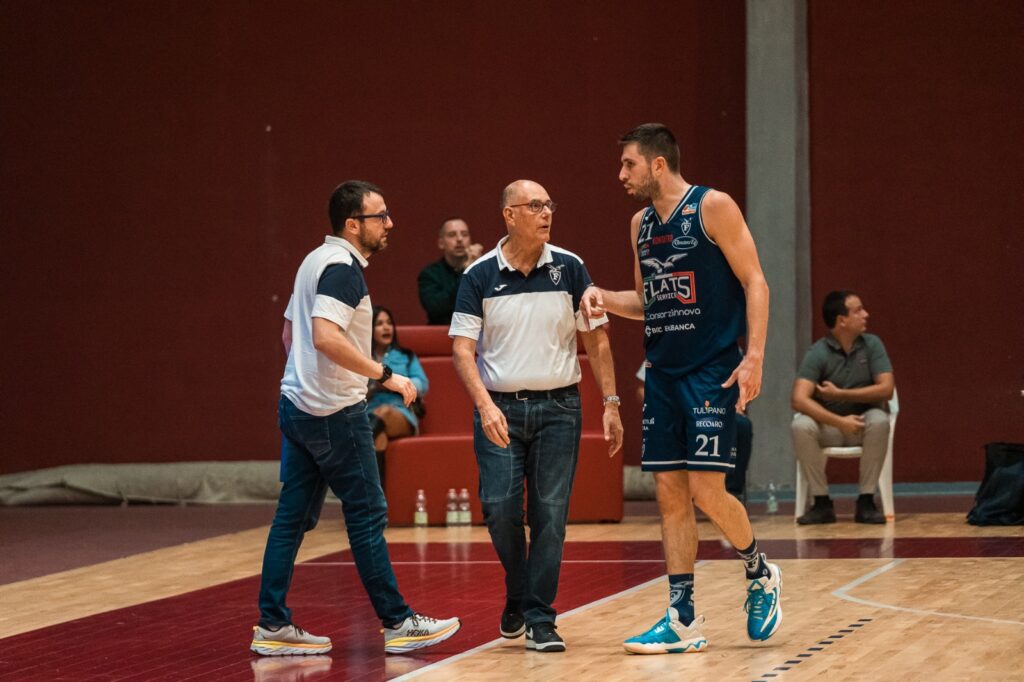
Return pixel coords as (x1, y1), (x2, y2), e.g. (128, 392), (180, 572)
(379, 364), (393, 383)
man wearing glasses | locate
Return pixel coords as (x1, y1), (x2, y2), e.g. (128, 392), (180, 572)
(450, 179), (624, 653)
(251, 180), (460, 657)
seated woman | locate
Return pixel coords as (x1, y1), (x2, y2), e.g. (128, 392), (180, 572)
(367, 307), (428, 478)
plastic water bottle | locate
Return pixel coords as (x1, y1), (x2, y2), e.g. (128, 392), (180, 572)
(766, 481), (779, 514)
(445, 488), (459, 526)
(414, 489), (428, 527)
(457, 488), (471, 526)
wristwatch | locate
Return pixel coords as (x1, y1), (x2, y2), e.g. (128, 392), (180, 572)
(602, 395), (621, 406)
(379, 364), (393, 383)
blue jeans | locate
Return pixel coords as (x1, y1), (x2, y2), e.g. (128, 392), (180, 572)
(258, 395), (414, 628)
(474, 391), (582, 626)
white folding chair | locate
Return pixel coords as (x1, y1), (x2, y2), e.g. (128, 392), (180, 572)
(794, 388), (899, 520)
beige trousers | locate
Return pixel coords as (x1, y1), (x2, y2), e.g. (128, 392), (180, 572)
(791, 408), (889, 496)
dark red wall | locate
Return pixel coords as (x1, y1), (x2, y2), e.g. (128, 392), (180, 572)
(0, 1), (746, 473)
(808, 1), (1024, 482)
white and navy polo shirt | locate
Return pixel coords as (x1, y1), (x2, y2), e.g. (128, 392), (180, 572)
(449, 237), (608, 392)
(280, 235), (373, 416)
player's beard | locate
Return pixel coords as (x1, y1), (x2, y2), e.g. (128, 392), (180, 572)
(358, 225), (388, 253)
(632, 172), (660, 202)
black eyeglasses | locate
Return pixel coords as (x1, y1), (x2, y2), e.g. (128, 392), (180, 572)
(507, 200), (557, 214)
(352, 211), (391, 223)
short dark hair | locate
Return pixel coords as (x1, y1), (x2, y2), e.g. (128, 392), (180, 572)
(822, 290), (857, 328)
(438, 216), (467, 236)
(619, 123), (680, 172)
(327, 180), (382, 235)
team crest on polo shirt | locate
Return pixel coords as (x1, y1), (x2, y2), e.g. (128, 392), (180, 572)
(548, 263), (564, 284)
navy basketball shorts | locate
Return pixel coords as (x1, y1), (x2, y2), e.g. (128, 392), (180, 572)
(641, 358), (739, 474)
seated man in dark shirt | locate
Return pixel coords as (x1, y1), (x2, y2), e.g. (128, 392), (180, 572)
(417, 217), (482, 325)
(791, 290), (895, 524)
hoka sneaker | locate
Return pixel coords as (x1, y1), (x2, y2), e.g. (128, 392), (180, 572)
(745, 561), (783, 641)
(383, 613), (461, 654)
(250, 624), (332, 656)
(623, 609), (708, 654)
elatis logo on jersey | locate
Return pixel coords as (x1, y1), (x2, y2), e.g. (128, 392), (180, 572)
(644, 269), (696, 309)
(547, 263), (564, 285)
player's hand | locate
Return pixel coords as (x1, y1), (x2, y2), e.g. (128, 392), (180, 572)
(603, 405), (624, 456)
(722, 354), (763, 412)
(836, 414), (865, 435)
(580, 286), (606, 319)
(815, 380), (842, 402)
(383, 373), (417, 406)
(478, 400), (510, 448)
(467, 243), (484, 263)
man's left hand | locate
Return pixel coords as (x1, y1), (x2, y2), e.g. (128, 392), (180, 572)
(467, 243), (484, 263)
(722, 354), (763, 412)
(603, 405), (624, 457)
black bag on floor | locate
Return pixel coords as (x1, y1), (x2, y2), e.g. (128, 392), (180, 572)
(967, 442), (1024, 526)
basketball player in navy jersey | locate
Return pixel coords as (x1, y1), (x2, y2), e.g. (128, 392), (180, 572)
(582, 123), (782, 653)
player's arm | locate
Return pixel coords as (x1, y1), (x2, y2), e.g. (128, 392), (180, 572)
(282, 319), (292, 355)
(704, 190), (769, 409)
(579, 326), (624, 456)
(581, 210), (645, 320)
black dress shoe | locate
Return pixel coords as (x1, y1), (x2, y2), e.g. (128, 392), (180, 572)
(855, 496), (886, 524)
(797, 499), (837, 525)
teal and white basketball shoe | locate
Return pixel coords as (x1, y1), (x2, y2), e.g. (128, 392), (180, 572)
(623, 608), (708, 654)
(745, 561), (783, 641)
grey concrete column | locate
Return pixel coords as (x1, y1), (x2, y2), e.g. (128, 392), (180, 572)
(746, 0), (811, 495)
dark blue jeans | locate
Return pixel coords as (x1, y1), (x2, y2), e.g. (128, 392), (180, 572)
(474, 391), (582, 626)
(258, 395), (413, 628)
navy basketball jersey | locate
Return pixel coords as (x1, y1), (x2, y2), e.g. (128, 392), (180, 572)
(637, 185), (746, 377)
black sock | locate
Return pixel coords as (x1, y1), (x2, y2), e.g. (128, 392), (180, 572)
(737, 539), (769, 579)
(668, 573), (694, 625)
(813, 495), (831, 507)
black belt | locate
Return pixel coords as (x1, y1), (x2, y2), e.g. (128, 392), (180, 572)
(488, 385), (578, 401)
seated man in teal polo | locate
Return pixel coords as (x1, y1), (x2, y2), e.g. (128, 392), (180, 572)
(791, 290), (895, 524)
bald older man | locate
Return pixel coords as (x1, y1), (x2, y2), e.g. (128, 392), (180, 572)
(449, 180), (624, 653)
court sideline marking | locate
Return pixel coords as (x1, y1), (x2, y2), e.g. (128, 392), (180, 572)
(302, 560), (666, 565)
(390, 561), (706, 681)
(832, 559), (1024, 626)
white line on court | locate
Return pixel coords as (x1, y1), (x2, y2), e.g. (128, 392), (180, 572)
(389, 561), (705, 681)
(832, 559), (1024, 626)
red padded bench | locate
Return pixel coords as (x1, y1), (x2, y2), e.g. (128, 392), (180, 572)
(384, 326), (623, 526)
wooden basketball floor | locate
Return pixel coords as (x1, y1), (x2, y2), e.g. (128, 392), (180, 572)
(1, 503), (1022, 681)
